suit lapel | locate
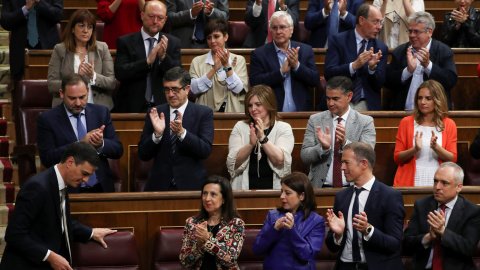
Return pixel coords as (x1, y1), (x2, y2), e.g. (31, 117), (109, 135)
(182, 102), (195, 132)
(345, 110), (357, 137)
(446, 196), (464, 231)
(363, 179), (379, 213)
(266, 42), (281, 70)
(134, 31), (147, 60)
(57, 106), (78, 142)
(347, 31), (358, 62)
(84, 105), (95, 132)
(48, 168), (62, 224)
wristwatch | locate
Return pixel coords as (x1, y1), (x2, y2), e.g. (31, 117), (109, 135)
(260, 137), (269, 144)
(223, 66), (233, 72)
(365, 224), (373, 235)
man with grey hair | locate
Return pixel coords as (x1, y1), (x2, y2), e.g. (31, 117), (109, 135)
(301, 76), (376, 188)
(385, 11), (458, 111)
(403, 162), (480, 269)
(249, 11), (320, 111)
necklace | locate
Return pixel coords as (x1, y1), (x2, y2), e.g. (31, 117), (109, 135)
(76, 48), (87, 55)
(207, 223), (219, 237)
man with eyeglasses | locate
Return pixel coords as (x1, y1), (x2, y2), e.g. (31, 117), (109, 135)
(115, 0), (182, 113)
(137, 67), (214, 191)
(324, 3), (388, 111)
(385, 11), (457, 111)
(249, 11), (320, 111)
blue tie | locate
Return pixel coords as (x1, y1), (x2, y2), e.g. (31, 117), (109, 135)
(73, 114), (98, 187)
(170, 110), (179, 154)
(194, 0), (205, 41)
(352, 39), (367, 103)
(328, 0), (339, 40)
(352, 187), (364, 262)
(146, 37), (156, 102)
(27, 6), (39, 48)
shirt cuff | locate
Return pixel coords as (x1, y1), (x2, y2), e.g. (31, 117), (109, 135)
(333, 233), (343, 245)
(322, 8), (328, 18)
(340, 11), (349, 20)
(178, 129), (187, 141)
(206, 8), (214, 17)
(96, 141), (105, 153)
(190, 9), (196, 19)
(22, 6), (29, 17)
(421, 234), (432, 249)
(280, 68), (287, 77)
(424, 61), (433, 76)
(363, 227), (374, 241)
(152, 133), (162, 144)
(43, 250), (51, 261)
(225, 72), (244, 94)
(349, 62), (355, 76)
(252, 2), (262, 17)
(90, 72), (97, 86)
(293, 62), (300, 72)
(401, 67), (413, 82)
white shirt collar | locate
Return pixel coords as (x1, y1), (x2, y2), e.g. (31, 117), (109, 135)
(441, 195), (458, 210)
(355, 176), (375, 191)
(333, 106), (351, 122)
(54, 165), (66, 191)
(354, 29), (369, 45)
(64, 106), (85, 117)
(170, 99), (189, 117)
(140, 27), (160, 41)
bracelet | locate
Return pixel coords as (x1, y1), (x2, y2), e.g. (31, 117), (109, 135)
(223, 66), (232, 72)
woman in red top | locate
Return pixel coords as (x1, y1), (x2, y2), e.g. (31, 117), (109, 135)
(393, 80), (457, 186)
(96, 0), (148, 49)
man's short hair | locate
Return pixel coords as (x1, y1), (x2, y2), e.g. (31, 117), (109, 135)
(407, 11), (436, 31)
(269, 11), (294, 29)
(343, 142), (376, 170)
(326, 76), (354, 95)
(61, 73), (89, 93)
(60, 142), (101, 168)
(438, 162), (464, 185)
(355, 3), (371, 24)
(163, 67), (191, 87)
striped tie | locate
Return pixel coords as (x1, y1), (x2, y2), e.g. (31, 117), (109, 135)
(170, 110), (179, 154)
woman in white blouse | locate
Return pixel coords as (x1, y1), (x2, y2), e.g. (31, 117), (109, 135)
(48, 9), (115, 110)
(227, 85), (294, 190)
(189, 19), (248, 113)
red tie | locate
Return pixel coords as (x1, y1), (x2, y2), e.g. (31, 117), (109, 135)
(267, 0), (275, 42)
(432, 204), (447, 270)
(332, 117), (343, 187)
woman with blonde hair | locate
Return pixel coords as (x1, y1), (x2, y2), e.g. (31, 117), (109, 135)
(226, 85), (294, 190)
(394, 80), (457, 186)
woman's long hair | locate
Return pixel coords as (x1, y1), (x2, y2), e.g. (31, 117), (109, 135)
(62, 9), (97, 53)
(413, 80), (449, 132)
(195, 176), (240, 222)
(243, 85), (280, 127)
(277, 172), (317, 221)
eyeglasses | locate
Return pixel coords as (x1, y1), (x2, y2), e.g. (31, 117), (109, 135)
(164, 86), (185, 94)
(367, 19), (383, 26)
(407, 29), (430, 35)
(270, 25), (290, 31)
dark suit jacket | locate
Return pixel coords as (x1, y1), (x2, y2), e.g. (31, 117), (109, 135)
(0, 167), (92, 269)
(114, 31), (182, 112)
(304, 0), (356, 48)
(325, 180), (406, 270)
(137, 101), (214, 191)
(0, 0), (62, 81)
(385, 39), (458, 110)
(249, 41), (320, 111)
(403, 195), (480, 270)
(243, 0), (300, 48)
(324, 30), (388, 111)
(470, 129), (480, 159)
(166, 0), (229, 48)
(36, 104), (123, 193)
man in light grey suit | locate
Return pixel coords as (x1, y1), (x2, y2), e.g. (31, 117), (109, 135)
(301, 76), (376, 188)
(166, 0), (229, 48)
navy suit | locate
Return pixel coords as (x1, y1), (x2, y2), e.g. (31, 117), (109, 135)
(385, 39), (458, 110)
(403, 195), (480, 270)
(324, 30), (388, 111)
(304, 0), (356, 48)
(0, 0), (62, 81)
(138, 101), (214, 191)
(36, 104), (123, 193)
(114, 31), (182, 112)
(249, 41), (320, 111)
(0, 167), (92, 269)
(325, 180), (405, 270)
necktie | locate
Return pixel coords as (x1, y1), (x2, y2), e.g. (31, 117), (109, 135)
(194, 0), (205, 41)
(170, 110), (179, 154)
(352, 39), (367, 103)
(72, 114), (98, 187)
(145, 37), (156, 102)
(352, 187), (364, 262)
(61, 188), (72, 264)
(432, 204), (447, 270)
(328, 0), (339, 40)
(267, 0), (275, 42)
(27, 6), (39, 48)
(332, 117), (343, 187)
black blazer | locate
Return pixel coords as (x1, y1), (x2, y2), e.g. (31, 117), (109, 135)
(114, 31), (182, 112)
(0, 0), (62, 81)
(385, 39), (458, 110)
(137, 101), (214, 191)
(325, 180), (406, 270)
(0, 167), (92, 269)
(403, 195), (480, 270)
(36, 104), (123, 193)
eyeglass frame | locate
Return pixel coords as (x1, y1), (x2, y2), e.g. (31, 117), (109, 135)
(163, 86), (186, 94)
(406, 28), (431, 36)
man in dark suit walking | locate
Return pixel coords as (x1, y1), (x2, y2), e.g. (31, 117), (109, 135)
(325, 142), (405, 270)
(37, 73), (123, 193)
(138, 67), (214, 191)
(0, 142), (116, 270)
(249, 11), (319, 112)
(0, 0), (62, 82)
(114, 0), (182, 113)
(324, 3), (387, 111)
(403, 162), (480, 270)
(385, 11), (457, 110)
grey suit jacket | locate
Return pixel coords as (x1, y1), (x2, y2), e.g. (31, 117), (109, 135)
(166, 0), (229, 48)
(300, 109), (376, 187)
(48, 41), (116, 110)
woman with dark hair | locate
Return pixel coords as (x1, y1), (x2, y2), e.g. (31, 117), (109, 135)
(179, 176), (245, 269)
(442, 0), (480, 48)
(394, 80), (457, 186)
(189, 19), (248, 113)
(48, 9), (116, 110)
(253, 172), (325, 269)
(226, 85), (294, 190)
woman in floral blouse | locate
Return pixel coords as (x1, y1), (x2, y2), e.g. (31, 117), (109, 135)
(179, 176), (245, 269)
